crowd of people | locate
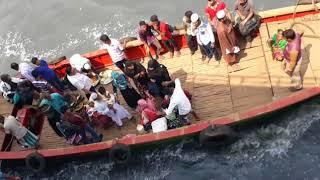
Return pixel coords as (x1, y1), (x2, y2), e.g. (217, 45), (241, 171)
(0, 0), (305, 150)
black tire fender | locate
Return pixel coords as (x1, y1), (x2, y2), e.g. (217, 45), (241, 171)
(199, 125), (237, 147)
(25, 152), (46, 173)
(109, 143), (131, 164)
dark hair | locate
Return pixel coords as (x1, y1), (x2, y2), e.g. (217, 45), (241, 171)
(150, 15), (159, 22)
(100, 34), (110, 43)
(125, 61), (134, 67)
(0, 74), (10, 82)
(97, 86), (106, 95)
(31, 70), (39, 78)
(185, 11), (193, 18)
(66, 66), (73, 76)
(147, 59), (160, 70)
(0, 115), (4, 124)
(282, 29), (296, 40)
(31, 57), (38, 65)
(139, 21), (147, 26)
(10, 63), (19, 71)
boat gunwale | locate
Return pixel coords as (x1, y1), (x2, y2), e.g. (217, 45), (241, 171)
(1, 5), (320, 160)
(1, 87), (319, 160)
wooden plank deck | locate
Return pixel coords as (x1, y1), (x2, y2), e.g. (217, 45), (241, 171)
(2, 14), (320, 151)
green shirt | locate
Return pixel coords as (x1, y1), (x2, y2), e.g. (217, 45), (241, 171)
(40, 93), (66, 113)
(272, 34), (287, 50)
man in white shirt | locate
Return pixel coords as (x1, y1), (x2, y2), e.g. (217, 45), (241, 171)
(165, 79), (192, 125)
(11, 62), (35, 82)
(100, 34), (127, 71)
(69, 54), (92, 73)
(191, 13), (220, 64)
(0, 115), (38, 148)
(66, 66), (94, 95)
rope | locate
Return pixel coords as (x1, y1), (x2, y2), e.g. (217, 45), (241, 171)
(0, 136), (14, 170)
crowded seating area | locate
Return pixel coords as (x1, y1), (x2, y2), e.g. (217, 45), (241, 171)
(0, 0), (307, 150)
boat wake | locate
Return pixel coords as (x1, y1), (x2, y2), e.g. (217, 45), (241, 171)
(0, 13), (135, 65)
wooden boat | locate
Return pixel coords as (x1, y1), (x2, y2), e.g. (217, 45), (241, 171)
(1, 3), (320, 172)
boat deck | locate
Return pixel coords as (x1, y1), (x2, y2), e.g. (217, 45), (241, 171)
(1, 13), (320, 151)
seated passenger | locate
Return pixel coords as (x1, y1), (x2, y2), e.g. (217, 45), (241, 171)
(150, 15), (181, 58)
(191, 13), (220, 64)
(124, 61), (149, 93)
(0, 74), (22, 102)
(69, 54), (92, 73)
(0, 115), (39, 149)
(66, 66), (95, 96)
(12, 81), (37, 116)
(10, 62), (35, 82)
(31, 57), (64, 92)
(86, 101), (112, 129)
(89, 93), (132, 127)
(137, 99), (159, 131)
(39, 93), (67, 114)
(234, 0), (261, 42)
(97, 86), (117, 106)
(268, 29), (288, 61)
(100, 34), (128, 72)
(138, 21), (164, 59)
(147, 59), (173, 97)
(31, 70), (53, 93)
(111, 71), (141, 109)
(164, 79), (192, 126)
(63, 110), (103, 144)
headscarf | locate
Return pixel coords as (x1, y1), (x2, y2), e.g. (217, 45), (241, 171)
(137, 99), (148, 112)
(89, 93), (98, 102)
(147, 59), (164, 84)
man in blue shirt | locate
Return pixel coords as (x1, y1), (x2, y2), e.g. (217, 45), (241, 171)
(31, 57), (64, 91)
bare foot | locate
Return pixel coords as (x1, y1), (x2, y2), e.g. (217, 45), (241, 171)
(175, 51), (181, 57)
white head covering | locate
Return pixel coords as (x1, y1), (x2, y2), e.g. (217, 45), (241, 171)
(191, 13), (199, 23)
(89, 93), (98, 102)
(216, 10), (226, 20)
(83, 63), (91, 70)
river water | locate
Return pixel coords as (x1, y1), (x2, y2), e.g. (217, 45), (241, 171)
(2, 0), (319, 179)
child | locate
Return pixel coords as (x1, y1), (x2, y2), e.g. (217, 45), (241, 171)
(268, 29), (288, 61)
(191, 13), (220, 64)
(0, 115), (39, 149)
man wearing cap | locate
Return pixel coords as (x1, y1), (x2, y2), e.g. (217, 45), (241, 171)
(216, 10), (240, 71)
(100, 35), (127, 72)
(205, 0), (231, 28)
(191, 13), (220, 64)
(69, 54), (92, 73)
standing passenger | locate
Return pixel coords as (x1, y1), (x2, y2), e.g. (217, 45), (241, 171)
(111, 71), (141, 108)
(191, 13), (220, 64)
(183, 10), (200, 55)
(150, 15), (181, 58)
(216, 10), (240, 70)
(138, 21), (164, 59)
(31, 57), (64, 91)
(282, 29), (304, 91)
(205, 0), (230, 28)
(10, 62), (35, 82)
(100, 34), (128, 71)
